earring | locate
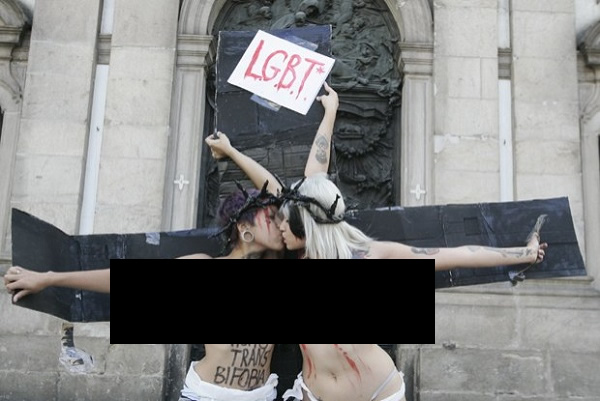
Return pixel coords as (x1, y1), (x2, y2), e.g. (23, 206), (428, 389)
(241, 230), (255, 243)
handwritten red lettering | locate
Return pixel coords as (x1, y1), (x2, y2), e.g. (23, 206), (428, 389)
(263, 50), (287, 81)
(244, 42), (325, 98)
(244, 39), (266, 80)
(296, 58), (325, 99)
(276, 54), (302, 90)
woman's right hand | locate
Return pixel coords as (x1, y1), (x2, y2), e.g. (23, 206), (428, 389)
(4, 266), (50, 301)
(316, 82), (339, 113)
(527, 233), (548, 264)
(205, 131), (234, 159)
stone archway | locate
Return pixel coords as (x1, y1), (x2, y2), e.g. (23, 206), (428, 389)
(0, 0), (28, 258)
(163, 0), (433, 230)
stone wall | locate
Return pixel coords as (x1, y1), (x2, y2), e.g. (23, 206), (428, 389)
(0, 282), (169, 400)
(403, 279), (600, 401)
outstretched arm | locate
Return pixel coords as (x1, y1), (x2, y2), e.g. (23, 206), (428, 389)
(205, 133), (282, 195)
(304, 82), (339, 177)
(374, 234), (547, 270)
(4, 266), (110, 301)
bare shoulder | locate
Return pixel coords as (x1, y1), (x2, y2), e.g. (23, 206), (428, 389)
(177, 253), (214, 259)
(367, 241), (414, 259)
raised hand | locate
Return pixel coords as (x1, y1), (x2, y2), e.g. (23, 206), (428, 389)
(205, 131), (233, 159)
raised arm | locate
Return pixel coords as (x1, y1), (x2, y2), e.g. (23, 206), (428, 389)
(304, 82), (339, 177)
(4, 266), (110, 301)
(205, 132), (282, 195)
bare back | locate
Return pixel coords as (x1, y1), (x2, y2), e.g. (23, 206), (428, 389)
(300, 344), (405, 401)
(195, 344), (275, 390)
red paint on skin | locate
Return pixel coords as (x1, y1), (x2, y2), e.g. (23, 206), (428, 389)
(300, 344), (314, 379)
(353, 345), (370, 373)
(262, 209), (272, 234)
(333, 344), (360, 378)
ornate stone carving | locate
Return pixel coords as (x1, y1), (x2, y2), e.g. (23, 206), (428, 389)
(206, 0), (401, 211)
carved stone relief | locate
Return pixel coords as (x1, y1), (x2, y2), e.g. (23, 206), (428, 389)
(200, 0), (402, 224)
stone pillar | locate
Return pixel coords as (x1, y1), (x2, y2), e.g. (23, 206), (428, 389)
(396, 344), (420, 401)
(12, 0), (101, 234)
(94, 0), (179, 233)
(0, 1), (25, 257)
(511, 0), (583, 239)
(163, 35), (212, 230)
(400, 43), (434, 206)
(432, 0), (500, 205)
(164, 344), (192, 401)
(0, 111), (21, 257)
(579, 21), (600, 290)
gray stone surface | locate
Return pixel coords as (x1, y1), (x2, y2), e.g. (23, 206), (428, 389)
(551, 351), (600, 398)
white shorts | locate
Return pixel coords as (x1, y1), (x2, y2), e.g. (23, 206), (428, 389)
(283, 372), (405, 401)
(180, 362), (279, 401)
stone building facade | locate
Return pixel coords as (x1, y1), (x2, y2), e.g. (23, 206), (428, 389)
(0, 0), (599, 400)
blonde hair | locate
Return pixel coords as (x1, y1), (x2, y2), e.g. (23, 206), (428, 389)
(281, 174), (372, 259)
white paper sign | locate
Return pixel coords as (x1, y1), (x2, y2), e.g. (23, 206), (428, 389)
(227, 30), (335, 115)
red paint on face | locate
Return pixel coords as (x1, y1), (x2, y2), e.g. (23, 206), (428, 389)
(254, 209), (272, 234)
(300, 344), (314, 379)
(333, 344), (360, 377)
(263, 209), (272, 234)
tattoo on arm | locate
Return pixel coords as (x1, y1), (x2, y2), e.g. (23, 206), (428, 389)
(314, 135), (329, 164)
(411, 247), (440, 255)
(466, 246), (531, 259)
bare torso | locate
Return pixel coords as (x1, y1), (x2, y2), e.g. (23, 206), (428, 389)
(299, 344), (405, 401)
(194, 344), (275, 390)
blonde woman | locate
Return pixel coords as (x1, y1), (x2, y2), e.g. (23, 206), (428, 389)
(277, 174), (547, 265)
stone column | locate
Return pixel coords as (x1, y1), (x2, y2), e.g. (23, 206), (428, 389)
(579, 21), (600, 289)
(12, 0), (101, 234)
(399, 43), (434, 207)
(0, 1), (26, 257)
(0, 111), (21, 257)
(432, 0), (500, 205)
(511, 0), (583, 238)
(164, 344), (192, 401)
(579, 100), (600, 288)
(162, 35), (212, 230)
(94, 0), (179, 233)
(396, 344), (420, 401)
